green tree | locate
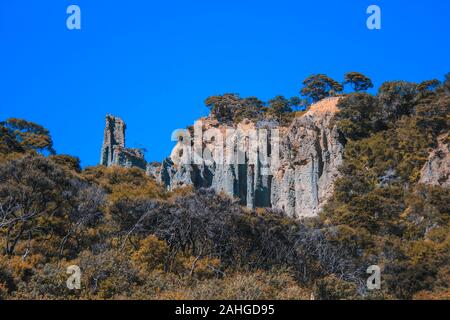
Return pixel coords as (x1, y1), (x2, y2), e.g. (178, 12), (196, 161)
(232, 96), (265, 123)
(336, 93), (381, 140)
(414, 78), (448, 134)
(0, 154), (103, 257)
(204, 94), (240, 122)
(300, 74), (343, 103)
(266, 95), (293, 124)
(377, 81), (417, 122)
(49, 154), (82, 173)
(343, 72), (374, 92)
(0, 118), (55, 154)
(204, 94), (264, 123)
(416, 79), (440, 94)
(0, 155), (68, 255)
(0, 125), (23, 155)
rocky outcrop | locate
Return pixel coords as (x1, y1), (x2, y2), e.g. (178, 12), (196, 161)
(419, 134), (449, 187)
(100, 98), (344, 218)
(270, 98), (344, 217)
(100, 115), (147, 170)
(160, 97), (344, 218)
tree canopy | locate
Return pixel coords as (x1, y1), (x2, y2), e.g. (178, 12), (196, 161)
(343, 72), (374, 92)
(300, 74), (343, 103)
(0, 118), (55, 154)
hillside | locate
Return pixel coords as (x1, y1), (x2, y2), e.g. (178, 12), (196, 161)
(0, 73), (449, 300)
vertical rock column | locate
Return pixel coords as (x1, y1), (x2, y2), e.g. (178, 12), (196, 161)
(100, 115), (126, 166)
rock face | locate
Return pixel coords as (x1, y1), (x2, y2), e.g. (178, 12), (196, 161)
(419, 134), (450, 187)
(160, 98), (344, 218)
(100, 115), (147, 169)
(100, 98), (344, 218)
(270, 98), (344, 217)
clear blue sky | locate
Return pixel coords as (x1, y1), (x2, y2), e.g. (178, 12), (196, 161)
(1, 0), (449, 166)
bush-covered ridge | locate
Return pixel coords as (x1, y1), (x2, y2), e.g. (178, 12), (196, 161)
(203, 72), (372, 126)
(0, 72), (448, 300)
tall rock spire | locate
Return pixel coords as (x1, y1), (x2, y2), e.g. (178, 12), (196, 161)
(100, 115), (147, 169)
(100, 115), (126, 166)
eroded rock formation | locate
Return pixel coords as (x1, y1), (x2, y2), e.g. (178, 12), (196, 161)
(270, 98), (344, 217)
(100, 115), (147, 169)
(159, 97), (344, 218)
(100, 98), (344, 218)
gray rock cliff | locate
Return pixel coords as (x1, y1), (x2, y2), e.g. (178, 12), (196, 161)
(159, 97), (344, 218)
(100, 98), (345, 218)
